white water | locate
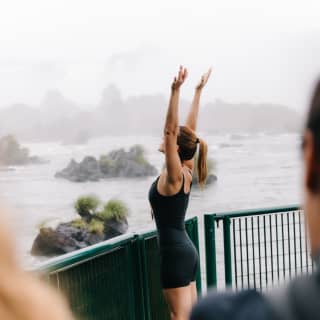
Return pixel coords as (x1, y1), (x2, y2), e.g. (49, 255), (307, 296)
(0, 133), (303, 268)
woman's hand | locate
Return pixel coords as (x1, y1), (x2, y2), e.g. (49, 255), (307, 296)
(196, 68), (212, 90)
(171, 66), (188, 91)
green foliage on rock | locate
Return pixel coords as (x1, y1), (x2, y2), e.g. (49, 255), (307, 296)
(71, 218), (88, 229)
(0, 135), (30, 165)
(88, 219), (105, 234)
(74, 195), (100, 217)
(131, 145), (148, 165)
(99, 155), (116, 175)
(97, 199), (129, 222)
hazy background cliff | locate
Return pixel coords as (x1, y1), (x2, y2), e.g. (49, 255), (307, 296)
(0, 86), (302, 142)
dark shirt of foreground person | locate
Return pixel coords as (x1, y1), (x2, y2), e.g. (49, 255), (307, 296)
(191, 264), (320, 320)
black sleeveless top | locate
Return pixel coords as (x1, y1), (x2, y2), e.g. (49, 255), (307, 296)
(148, 175), (192, 247)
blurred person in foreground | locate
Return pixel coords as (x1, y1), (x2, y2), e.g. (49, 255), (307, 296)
(0, 211), (73, 320)
(190, 80), (320, 320)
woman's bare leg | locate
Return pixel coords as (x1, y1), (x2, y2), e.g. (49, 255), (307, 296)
(163, 285), (193, 320)
(190, 281), (198, 305)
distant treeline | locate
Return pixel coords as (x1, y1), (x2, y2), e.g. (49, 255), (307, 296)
(0, 85), (302, 142)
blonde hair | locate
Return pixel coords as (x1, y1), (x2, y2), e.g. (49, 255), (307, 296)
(0, 212), (74, 320)
(197, 138), (208, 188)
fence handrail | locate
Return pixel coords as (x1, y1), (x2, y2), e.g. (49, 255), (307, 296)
(36, 216), (199, 274)
(36, 233), (136, 273)
(34, 208), (310, 318)
(35, 216), (200, 320)
(206, 204), (301, 221)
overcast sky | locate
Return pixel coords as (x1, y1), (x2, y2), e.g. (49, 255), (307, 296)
(0, 0), (319, 111)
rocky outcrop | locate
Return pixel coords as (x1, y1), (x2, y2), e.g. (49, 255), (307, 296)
(55, 145), (157, 182)
(31, 197), (129, 257)
(192, 173), (217, 187)
(0, 135), (47, 166)
(31, 218), (128, 256)
(55, 157), (101, 182)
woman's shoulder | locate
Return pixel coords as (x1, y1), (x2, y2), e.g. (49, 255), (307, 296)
(157, 169), (186, 196)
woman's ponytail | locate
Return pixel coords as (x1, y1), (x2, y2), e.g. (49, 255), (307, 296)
(197, 138), (208, 188)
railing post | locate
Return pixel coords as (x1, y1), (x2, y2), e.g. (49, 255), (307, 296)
(193, 217), (202, 294)
(223, 216), (232, 287)
(186, 217), (202, 294)
(138, 237), (151, 320)
(131, 236), (145, 320)
(204, 214), (217, 288)
(125, 242), (137, 320)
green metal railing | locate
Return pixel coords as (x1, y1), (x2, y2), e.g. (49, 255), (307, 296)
(37, 217), (200, 320)
(36, 205), (314, 319)
(205, 205), (313, 290)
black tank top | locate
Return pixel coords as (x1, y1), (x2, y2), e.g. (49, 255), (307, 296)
(148, 174), (192, 246)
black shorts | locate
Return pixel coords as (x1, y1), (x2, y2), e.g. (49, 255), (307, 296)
(160, 241), (199, 289)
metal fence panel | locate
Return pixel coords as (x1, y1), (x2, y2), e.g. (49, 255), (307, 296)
(185, 217), (202, 293)
(38, 217), (200, 320)
(45, 236), (140, 320)
(205, 205), (313, 291)
(140, 232), (170, 320)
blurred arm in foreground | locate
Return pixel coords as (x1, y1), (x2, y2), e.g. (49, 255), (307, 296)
(0, 210), (74, 320)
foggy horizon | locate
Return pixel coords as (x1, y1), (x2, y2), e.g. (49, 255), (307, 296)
(0, 0), (319, 112)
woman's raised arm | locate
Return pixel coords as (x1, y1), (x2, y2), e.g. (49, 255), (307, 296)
(164, 66), (188, 184)
(185, 68), (212, 131)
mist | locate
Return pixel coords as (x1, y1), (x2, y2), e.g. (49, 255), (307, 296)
(0, 0), (319, 118)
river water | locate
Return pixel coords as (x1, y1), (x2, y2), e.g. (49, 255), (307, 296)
(0, 132), (303, 270)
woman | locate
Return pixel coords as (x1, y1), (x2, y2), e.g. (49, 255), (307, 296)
(0, 211), (74, 320)
(149, 66), (211, 320)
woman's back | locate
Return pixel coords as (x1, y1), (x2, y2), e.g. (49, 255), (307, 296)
(149, 174), (191, 229)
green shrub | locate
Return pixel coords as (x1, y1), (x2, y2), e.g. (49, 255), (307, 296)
(74, 195), (100, 217)
(71, 218), (88, 229)
(88, 219), (104, 234)
(135, 154), (148, 166)
(130, 144), (144, 156)
(99, 155), (115, 174)
(130, 145), (148, 165)
(0, 135), (30, 165)
(97, 199), (129, 222)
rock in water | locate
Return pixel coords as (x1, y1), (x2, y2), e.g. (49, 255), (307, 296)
(104, 217), (129, 239)
(55, 157), (101, 182)
(55, 145), (157, 182)
(31, 226), (87, 256)
(191, 173), (217, 187)
(0, 135), (47, 166)
(206, 174), (218, 185)
(31, 218), (129, 257)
